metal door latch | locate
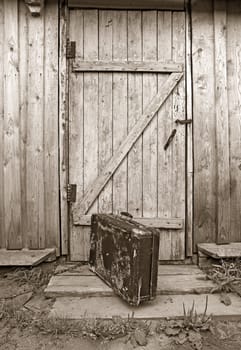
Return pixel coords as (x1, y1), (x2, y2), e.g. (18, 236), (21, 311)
(164, 129), (177, 151)
(175, 119), (192, 125)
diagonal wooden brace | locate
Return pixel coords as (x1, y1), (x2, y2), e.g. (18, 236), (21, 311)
(73, 72), (183, 223)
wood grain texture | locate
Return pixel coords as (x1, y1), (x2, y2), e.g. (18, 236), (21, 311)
(112, 11), (128, 213)
(192, 0), (217, 248)
(98, 10), (113, 213)
(73, 60), (183, 73)
(76, 215), (183, 228)
(26, 11), (45, 249)
(72, 72), (183, 221)
(142, 11), (158, 219)
(68, 10), (87, 261)
(127, 11), (143, 217)
(214, 0), (230, 244)
(171, 11), (185, 260)
(0, 0), (4, 248)
(44, 0), (59, 251)
(3, 0), (22, 249)
(0, 248), (56, 266)
(19, 1), (28, 248)
(68, 0), (185, 10)
(59, 2), (69, 255)
(227, 0), (241, 243)
(185, 4), (193, 256)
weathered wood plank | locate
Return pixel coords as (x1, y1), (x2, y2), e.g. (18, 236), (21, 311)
(127, 11), (143, 217)
(55, 264), (203, 276)
(192, 0), (216, 247)
(214, 0), (230, 244)
(112, 11), (128, 213)
(185, 4), (193, 256)
(72, 72), (183, 221)
(59, 2), (69, 255)
(98, 10), (113, 213)
(68, 0), (185, 10)
(4, 0), (22, 249)
(45, 273), (215, 298)
(83, 9), (99, 215)
(19, 1), (28, 249)
(75, 215), (183, 228)
(142, 11), (158, 219)
(157, 11), (174, 260)
(50, 294), (241, 320)
(73, 60), (183, 73)
(26, 11), (45, 249)
(171, 11), (185, 260)
(198, 242), (241, 259)
(0, 248), (56, 266)
(68, 10), (87, 261)
(0, 0), (4, 248)
(44, 0), (59, 251)
(227, 0), (241, 243)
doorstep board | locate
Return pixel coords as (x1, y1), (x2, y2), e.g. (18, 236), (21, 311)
(198, 243), (241, 259)
(0, 248), (56, 266)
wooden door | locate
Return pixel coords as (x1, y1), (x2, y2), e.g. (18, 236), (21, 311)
(68, 9), (186, 261)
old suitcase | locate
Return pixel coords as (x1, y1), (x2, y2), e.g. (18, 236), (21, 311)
(89, 214), (160, 306)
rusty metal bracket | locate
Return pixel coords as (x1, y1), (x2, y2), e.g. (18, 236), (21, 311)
(66, 40), (76, 59)
(164, 129), (177, 151)
(67, 184), (77, 203)
(175, 119), (192, 125)
(25, 0), (44, 16)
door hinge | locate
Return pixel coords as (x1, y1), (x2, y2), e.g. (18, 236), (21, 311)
(175, 119), (192, 125)
(66, 40), (76, 59)
(67, 184), (77, 202)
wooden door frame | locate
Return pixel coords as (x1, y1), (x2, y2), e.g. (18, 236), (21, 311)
(58, 1), (194, 258)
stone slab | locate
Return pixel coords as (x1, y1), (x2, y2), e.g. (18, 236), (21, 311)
(50, 293), (241, 321)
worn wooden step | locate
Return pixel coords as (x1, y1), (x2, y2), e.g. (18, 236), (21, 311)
(50, 294), (241, 321)
(198, 243), (241, 259)
(0, 248), (56, 266)
(44, 265), (216, 298)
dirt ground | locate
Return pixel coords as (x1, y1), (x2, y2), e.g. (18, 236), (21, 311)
(1, 261), (241, 350)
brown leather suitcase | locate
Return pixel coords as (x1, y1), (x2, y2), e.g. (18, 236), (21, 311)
(89, 214), (160, 306)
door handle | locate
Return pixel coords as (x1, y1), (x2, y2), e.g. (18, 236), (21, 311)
(164, 129), (177, 151)
(175, 119), (192, 125)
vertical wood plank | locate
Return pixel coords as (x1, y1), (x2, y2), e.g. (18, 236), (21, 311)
(3, 0), (22, 249)
(98, 10), (113, 213)
(44, 0), (60, 251)
(83, 9), (99, 215)
(26, 10), (45, 249)
(0, 0), (4, 248)
(185, 4), (193, 256)
(127, 11), (143, 217)
(192, 0), (217, 247)
(69, 10), (86, 261)
(19, 0), (28, 248)
(227, 0), (241, 243)
(214, 0), (230, 244)
(142, 10), (158, 218)
(157, 11), (173, 260)
(59, 2), (69, 255)
(112, 11), (128, 213)
(171, 11), (185, 259)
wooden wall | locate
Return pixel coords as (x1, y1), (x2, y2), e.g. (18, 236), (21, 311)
(0, 0), (60, 253)
(192, 0), (241, 247)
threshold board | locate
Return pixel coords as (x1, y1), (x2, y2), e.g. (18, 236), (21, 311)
(0, 248), (56, 266)
(198, 243), (241, 259)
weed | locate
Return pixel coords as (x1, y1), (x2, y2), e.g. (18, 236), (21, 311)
(206, 259), (241, 296)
